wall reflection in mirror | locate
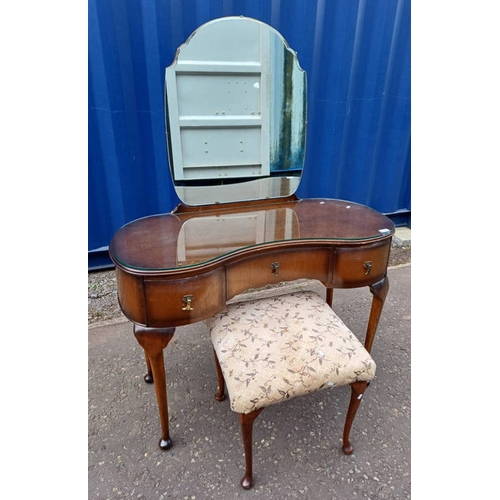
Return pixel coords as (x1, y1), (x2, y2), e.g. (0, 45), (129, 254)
(165, 16), (307, 206)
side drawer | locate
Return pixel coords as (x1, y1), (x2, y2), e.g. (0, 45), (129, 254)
(332, 241), (391, 287)
(226, 247), (330, 299)
(143, 268), (225, 327)
(115, 267), (147, 325)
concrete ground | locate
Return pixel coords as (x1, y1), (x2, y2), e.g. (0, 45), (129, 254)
(89, 264), (410, 499)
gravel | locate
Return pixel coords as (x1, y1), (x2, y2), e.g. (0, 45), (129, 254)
(88, 245), (410, 326)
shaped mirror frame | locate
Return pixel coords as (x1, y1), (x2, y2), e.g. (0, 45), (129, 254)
(165, 16), (307, 206)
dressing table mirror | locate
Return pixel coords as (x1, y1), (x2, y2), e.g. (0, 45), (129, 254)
(109, 16), (394, 451)
(164, 16), (306, 206)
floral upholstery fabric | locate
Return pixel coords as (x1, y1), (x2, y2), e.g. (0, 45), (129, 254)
(206, 291), (376, 414)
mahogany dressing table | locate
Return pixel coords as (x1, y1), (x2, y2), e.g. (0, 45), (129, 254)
(109, 17), (394, 451)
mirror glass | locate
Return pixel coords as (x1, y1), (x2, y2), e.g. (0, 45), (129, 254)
(165, 16), (307, 206)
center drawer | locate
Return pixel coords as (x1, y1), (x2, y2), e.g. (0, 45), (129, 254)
(226, 247), (330, 299)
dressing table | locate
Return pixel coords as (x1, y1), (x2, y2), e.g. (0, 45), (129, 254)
(109, 17), (394, 451)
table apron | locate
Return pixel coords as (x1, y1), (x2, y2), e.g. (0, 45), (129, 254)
(115, 239), (392, 327)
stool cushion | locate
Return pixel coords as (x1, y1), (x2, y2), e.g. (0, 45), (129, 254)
(206, 291), (376, 414)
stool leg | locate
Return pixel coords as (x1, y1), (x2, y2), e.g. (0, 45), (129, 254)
(326, 287), (333, 307)
(239, 408), (264, 489)
(212, 349), (226, 402)
(342, 380), (368, 455)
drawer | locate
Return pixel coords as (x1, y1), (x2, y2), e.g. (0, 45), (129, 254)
(115, 267), (147, 324)
(143, 268), (225, 327)
(332, 241), (390, 287)
(226, 247), (330, 299)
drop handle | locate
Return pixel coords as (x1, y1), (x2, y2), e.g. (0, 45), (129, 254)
(271, 262), (280, 276)
(363, 261), (372, 275)
(182, 294), (194, 311)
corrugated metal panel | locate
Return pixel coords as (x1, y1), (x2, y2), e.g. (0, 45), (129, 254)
(88, 0), (410, 269)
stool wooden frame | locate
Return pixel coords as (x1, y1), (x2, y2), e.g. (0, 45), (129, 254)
(214, 363), (368, 489)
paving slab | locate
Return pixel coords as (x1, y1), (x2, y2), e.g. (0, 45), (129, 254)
(392, 227), (411, 247)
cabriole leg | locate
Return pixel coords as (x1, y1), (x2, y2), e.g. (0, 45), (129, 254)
(365, 276), (390, 353)
(133, 325), (175, 450)
(239, 408), (264, 489)
(143, 353), (153, 384)
(342, 380), (368, 455)
(213, 349), (226, 402)
(326, 287), (333, 308)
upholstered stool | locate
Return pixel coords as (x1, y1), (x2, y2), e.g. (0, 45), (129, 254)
(206, 290), (376, 489)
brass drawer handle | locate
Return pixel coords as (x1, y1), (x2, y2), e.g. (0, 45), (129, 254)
(270, 262), (280, 276)
(182, 294), (194, 311)
(363, 261), (372, 275)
